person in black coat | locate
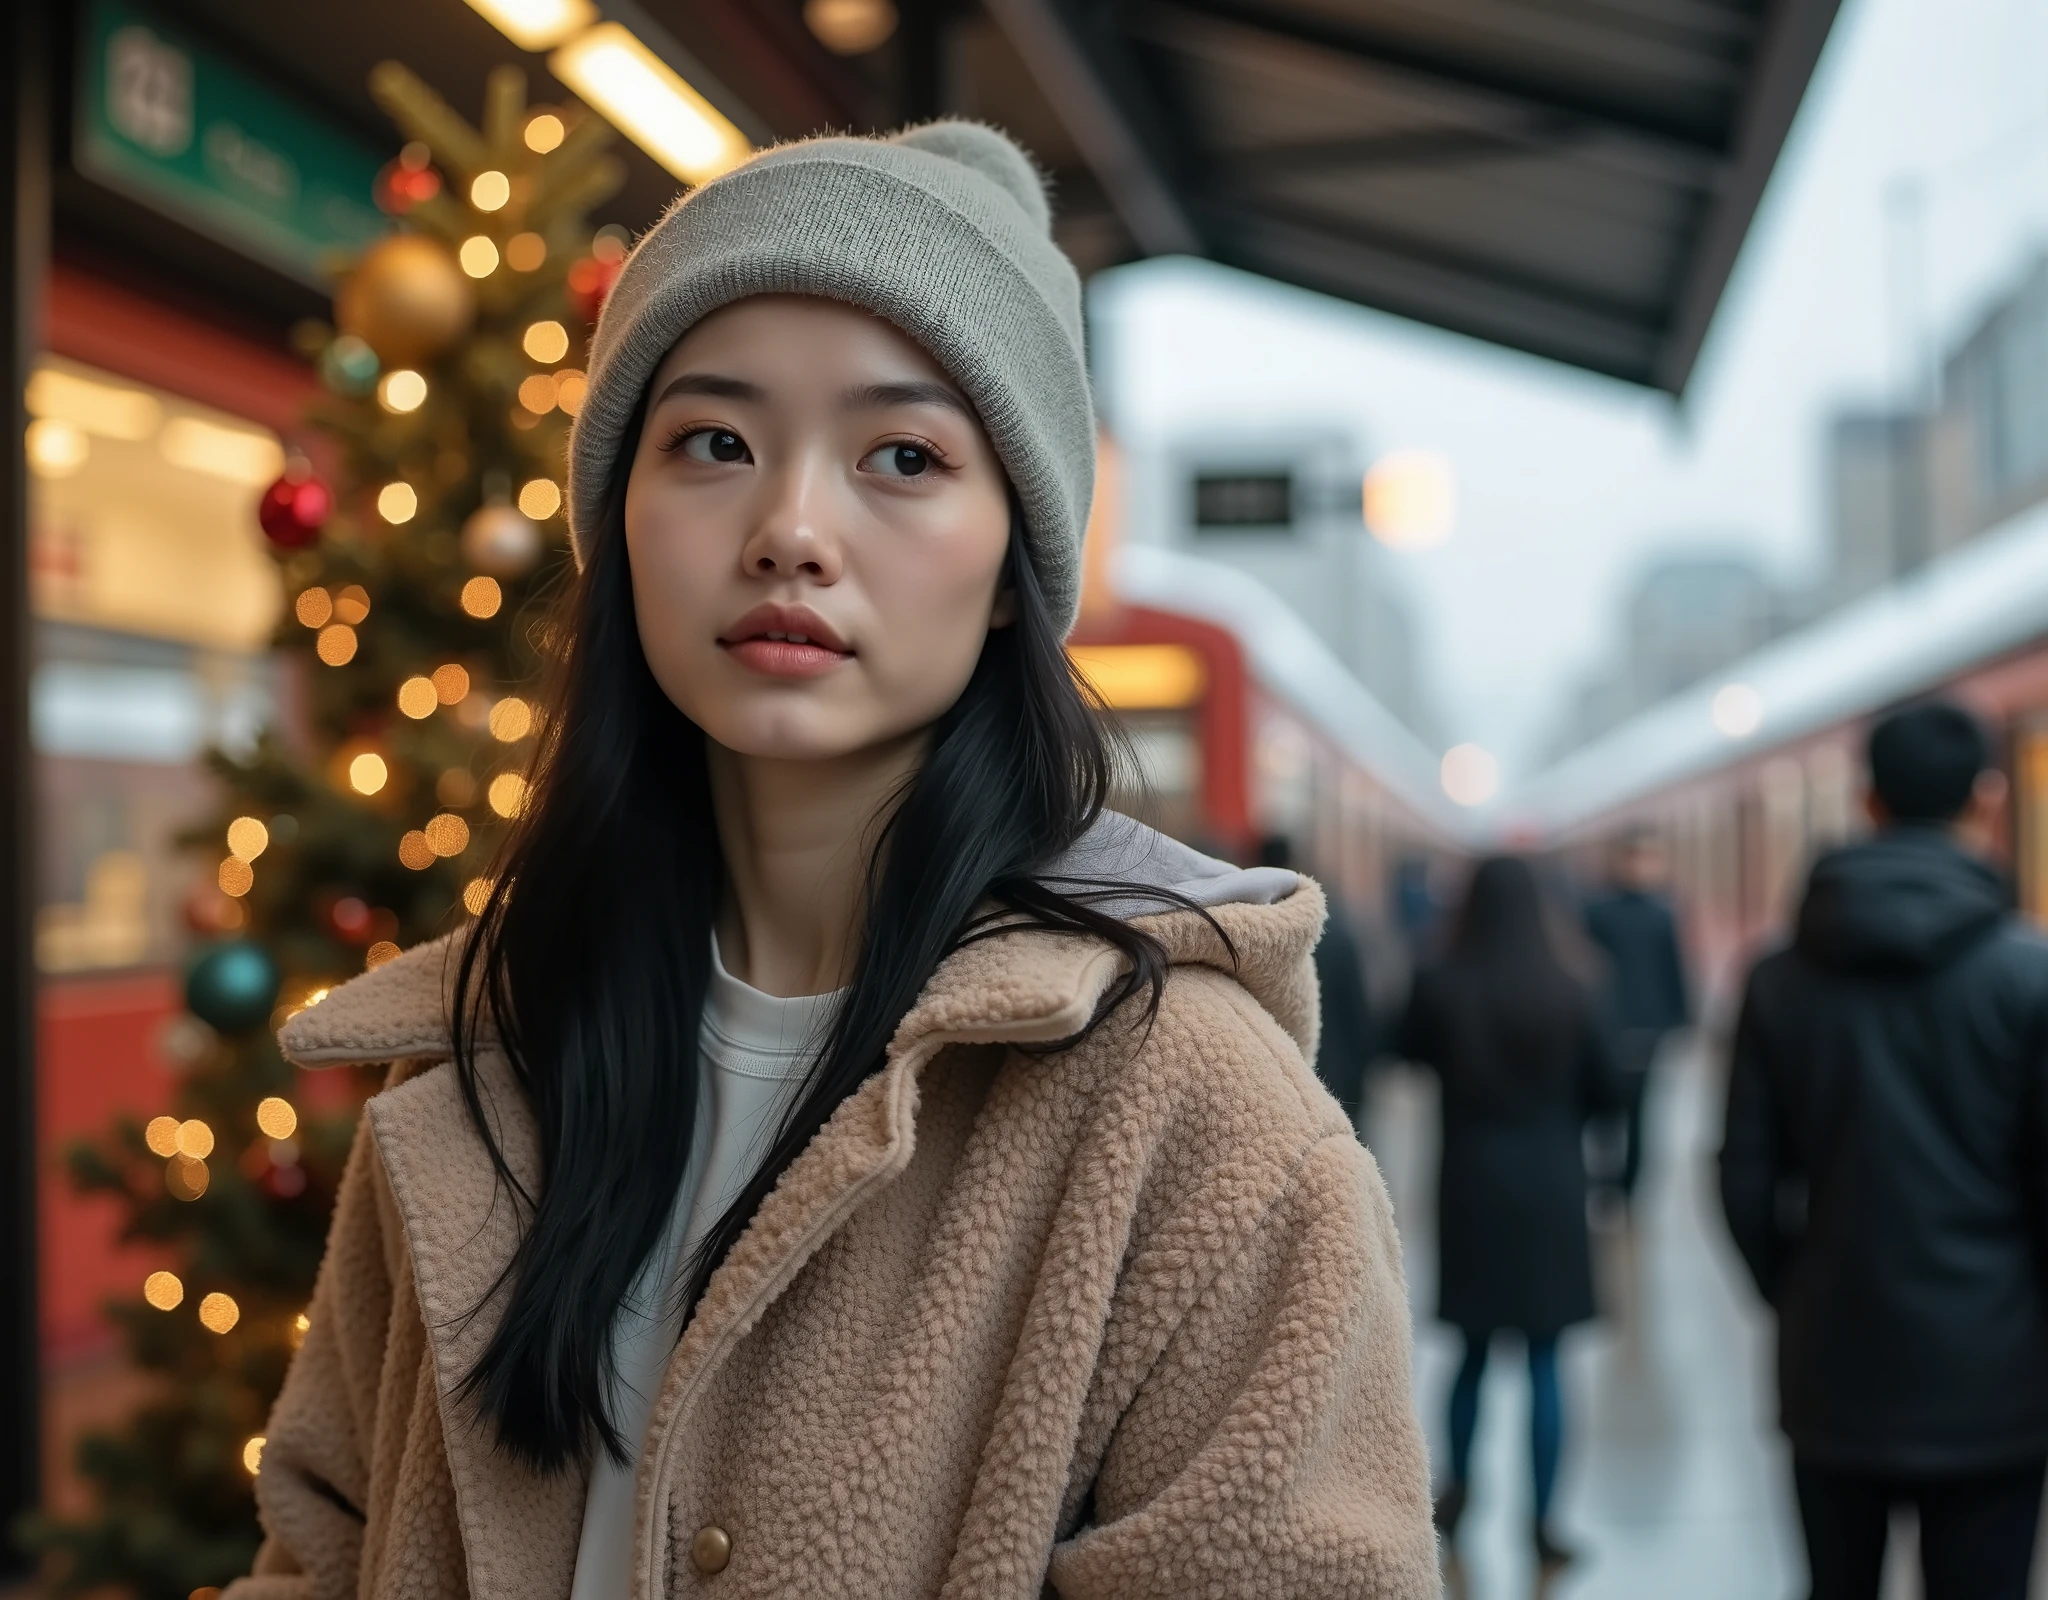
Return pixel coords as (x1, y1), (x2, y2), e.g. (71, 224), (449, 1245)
(1400, 855), (1624, 1571)
(1583, 828), (1691, 1201)
(1721, 701), (2048, 1600)
(1259, 835), (1376, 1126)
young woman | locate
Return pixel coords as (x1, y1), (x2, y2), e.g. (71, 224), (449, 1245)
(1398, 856), (1624, 1573)
(228, 123), (1435, 1599)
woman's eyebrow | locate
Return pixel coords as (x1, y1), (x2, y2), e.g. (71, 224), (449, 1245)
(841, 380), (973, 418)
(650, 372), (765, 407)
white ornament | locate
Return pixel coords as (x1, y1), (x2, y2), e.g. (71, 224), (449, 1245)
(460, 502), (543, 578)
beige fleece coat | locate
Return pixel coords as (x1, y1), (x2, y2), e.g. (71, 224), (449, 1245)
(226, 881), (1437, 1599)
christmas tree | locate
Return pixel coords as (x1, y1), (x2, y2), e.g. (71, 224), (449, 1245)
(20, 63), (625, 1597)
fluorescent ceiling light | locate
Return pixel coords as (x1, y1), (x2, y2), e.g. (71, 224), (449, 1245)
(27, 368), (161, 441)
(551, 23), (751, 186)
(159, 416), (285, 487)
(464, 0), (595, 52)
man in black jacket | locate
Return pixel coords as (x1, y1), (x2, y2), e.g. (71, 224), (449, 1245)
(1721, 702), (2048, 1600)
(1584, 827), (1690, 1201)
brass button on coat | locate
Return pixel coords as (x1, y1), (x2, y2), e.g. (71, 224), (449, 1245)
(691, 1524), (731, 1575)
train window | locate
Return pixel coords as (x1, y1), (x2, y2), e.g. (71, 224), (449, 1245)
(1192, 472), (1293, 532)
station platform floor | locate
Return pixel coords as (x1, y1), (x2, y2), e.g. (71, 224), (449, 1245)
(1365, 1040), (2048, 1600)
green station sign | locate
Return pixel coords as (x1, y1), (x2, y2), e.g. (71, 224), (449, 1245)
(75, 0), (389, 286)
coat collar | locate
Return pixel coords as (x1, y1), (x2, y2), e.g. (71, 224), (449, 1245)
(280, 858), (1323, 1600)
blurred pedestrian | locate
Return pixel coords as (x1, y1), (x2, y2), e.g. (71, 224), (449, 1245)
(1260, 834), (1376, 1129)
(1582, 826), (1690, 1203)
(1400, 856), (1626, 1572)
(1721, 701), (2048, 1600)
(1392, 855), (1441, 956)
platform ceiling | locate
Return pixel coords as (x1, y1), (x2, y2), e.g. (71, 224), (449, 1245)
(121, 0), (1843, 392)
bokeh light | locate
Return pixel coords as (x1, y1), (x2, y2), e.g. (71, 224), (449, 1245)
(488, 773), (529, 817)
(1712, 682), (1764, 738)
(470, 170), (511, 211)
(1440, 743), (1500, 807)
(517, 479), (561, 519)
(397, 676), (439, 718)
(377, 482), (417, 524)
(524, 112), (565, 153)
(461, 577), (503, 618)
(315, 624), (358, 666)
(255, 1097), (298, 1140)
(424, 813), (472, 857)
(1364, 450), (1456, 550)
(523, 320), (570, 364)
(294, 587), (333, 628)
(377, 369), (428, 414)
(489, 697), (533, 741)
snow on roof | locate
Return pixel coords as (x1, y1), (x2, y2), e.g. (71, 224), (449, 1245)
(1506, 496), (2048, 838)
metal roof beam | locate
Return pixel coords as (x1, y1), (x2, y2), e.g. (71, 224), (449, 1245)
(1141, 0), (1732, 188)
(981, 0), (1205, 256)
(1213, 198), (1662, 383)
(1654, 0), (1844, 392)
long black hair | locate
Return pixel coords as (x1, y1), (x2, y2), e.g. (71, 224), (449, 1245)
(449, 441), (1208, 1472)
(1422, 855), (1591, 1114)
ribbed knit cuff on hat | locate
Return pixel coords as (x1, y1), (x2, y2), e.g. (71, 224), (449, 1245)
(566, 121), (1094, 634)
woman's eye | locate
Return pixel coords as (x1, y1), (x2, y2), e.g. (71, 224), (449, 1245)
(678, 428), (749, 464)
(861, 442), (935, 478)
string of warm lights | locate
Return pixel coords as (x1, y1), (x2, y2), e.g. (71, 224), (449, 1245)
(56, 61), (600, 1583)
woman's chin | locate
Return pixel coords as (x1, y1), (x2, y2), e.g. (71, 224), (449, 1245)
(701, 710), (906, 768)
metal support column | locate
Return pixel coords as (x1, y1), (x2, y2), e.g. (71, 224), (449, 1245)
(1, 0), (49, 1574)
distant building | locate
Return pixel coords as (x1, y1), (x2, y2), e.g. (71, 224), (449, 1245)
(1127, 430), (1439, 741)
(1822, 254), (2048, 607)
(1548, 552), (1792, 755)
(1930, 253), (2048, 548)
(1827, 411), (1927, 604)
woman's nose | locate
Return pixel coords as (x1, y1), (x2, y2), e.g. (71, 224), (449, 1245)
(738, 463), (844, 582)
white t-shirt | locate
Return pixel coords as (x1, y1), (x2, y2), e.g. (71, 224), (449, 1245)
(569, 939), (843, 1600)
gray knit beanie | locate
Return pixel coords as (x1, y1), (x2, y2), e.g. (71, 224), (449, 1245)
(567, 121), (1094, 633)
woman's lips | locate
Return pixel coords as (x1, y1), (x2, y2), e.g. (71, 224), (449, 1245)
(722, 637), (852, 678)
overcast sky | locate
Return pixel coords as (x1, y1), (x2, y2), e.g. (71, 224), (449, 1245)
(1092, 0), (2048, 778)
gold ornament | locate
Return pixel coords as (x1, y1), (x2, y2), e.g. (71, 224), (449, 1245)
(335, 234), (476, 368)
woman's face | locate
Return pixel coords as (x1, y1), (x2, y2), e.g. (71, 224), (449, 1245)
(623, 295), (1013, 762)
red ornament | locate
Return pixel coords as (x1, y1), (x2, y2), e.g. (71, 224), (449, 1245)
(375, 159), (443, 216)
(327, 896), (374, 942)
(567, 255), (622, 323)
(259, 471), (331, 550)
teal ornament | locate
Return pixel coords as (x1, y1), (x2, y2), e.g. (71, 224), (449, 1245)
(319, 334), (381, 397)
(183, 941), (282, 1034)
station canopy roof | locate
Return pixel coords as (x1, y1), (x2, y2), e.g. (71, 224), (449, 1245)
(133, 0), (1843, 392)
(985, 0), (1845, 392)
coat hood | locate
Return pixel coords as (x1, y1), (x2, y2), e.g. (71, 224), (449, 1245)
(278, 811), (1316, 1069)
(1795, 829), (2008, 975)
